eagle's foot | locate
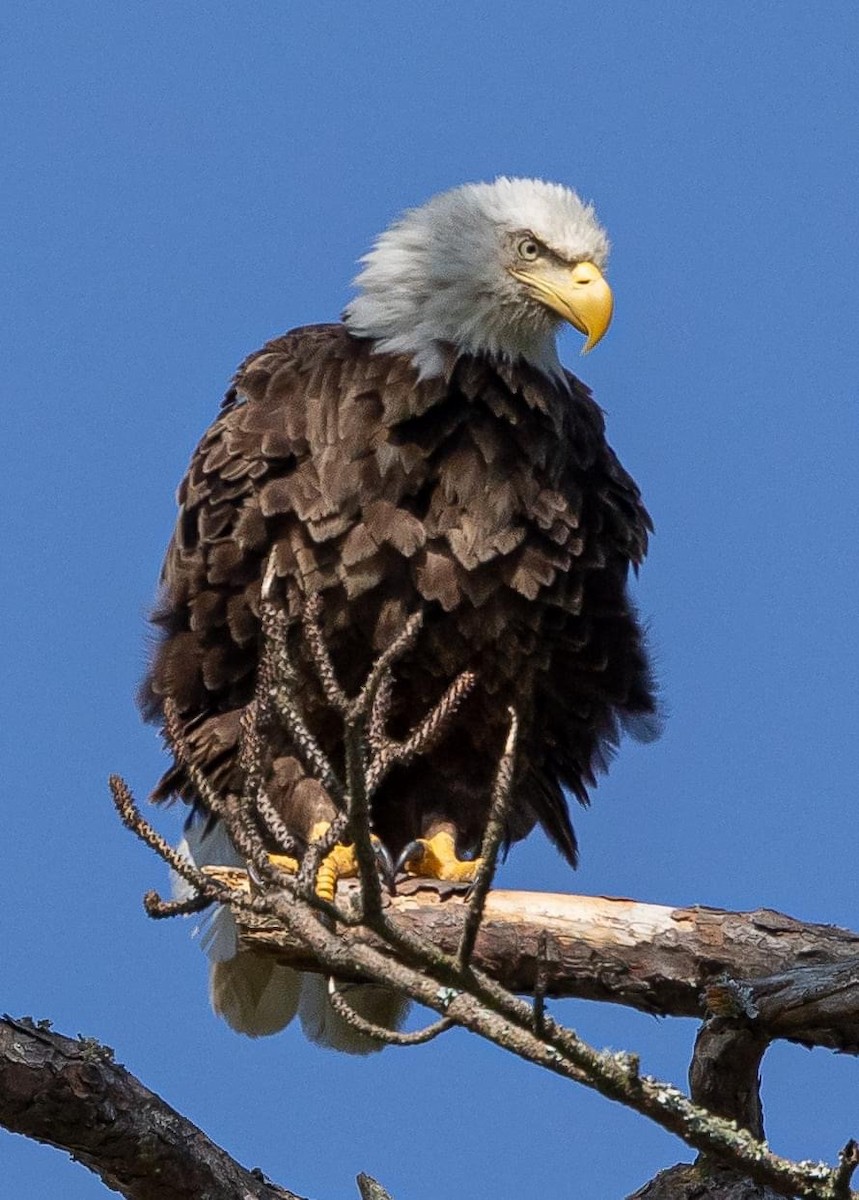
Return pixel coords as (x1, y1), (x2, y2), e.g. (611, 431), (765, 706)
(396, 831), (483, 883)
(266, 852), (300, 874)
(268, 822), (394, 902)
(314, 842), (362, 903)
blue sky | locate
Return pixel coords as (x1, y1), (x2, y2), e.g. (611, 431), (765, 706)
(3, 3), (858, 1197)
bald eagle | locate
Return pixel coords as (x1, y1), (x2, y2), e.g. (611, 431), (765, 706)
(142, 178), (657, 1049)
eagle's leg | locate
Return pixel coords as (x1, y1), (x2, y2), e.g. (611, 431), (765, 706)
(269, 822), (394, 902)
(396, 821), (484, 883)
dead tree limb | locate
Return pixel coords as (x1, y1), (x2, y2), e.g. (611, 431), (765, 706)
(206, 874), (859, 1056)
(0, 1016), (303, 1200)
(627, 1163), (785, 1200)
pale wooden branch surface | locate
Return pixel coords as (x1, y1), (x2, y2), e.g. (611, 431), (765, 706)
(208, 870), (859, 1054)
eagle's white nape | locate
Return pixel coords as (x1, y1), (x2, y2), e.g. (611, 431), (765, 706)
(343, 176), (610, 380)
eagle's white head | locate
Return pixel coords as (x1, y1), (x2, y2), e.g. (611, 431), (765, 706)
(343, 177), (612, 380)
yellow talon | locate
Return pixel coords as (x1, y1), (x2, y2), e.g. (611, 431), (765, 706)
(267, 852), (299, 875)
(402, 831), (483, 883)
(314, 842), (361, 902)
(267, 822), (361, 902)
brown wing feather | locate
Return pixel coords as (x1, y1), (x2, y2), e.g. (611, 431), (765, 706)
(141, 323), (656, 865)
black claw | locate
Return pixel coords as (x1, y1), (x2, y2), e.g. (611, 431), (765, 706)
(393, 839), (425, 879)
(373, 840), (397, 895)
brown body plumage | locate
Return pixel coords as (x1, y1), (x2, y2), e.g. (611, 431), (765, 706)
(142, 322), (655, 867)
(141, 178), (658, 1046)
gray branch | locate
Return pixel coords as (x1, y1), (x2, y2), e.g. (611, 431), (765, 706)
(0, 1016), (305, 1200)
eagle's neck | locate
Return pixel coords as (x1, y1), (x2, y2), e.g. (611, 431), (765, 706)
(346, 314), (564, 386)
(343, 241), (564, 382)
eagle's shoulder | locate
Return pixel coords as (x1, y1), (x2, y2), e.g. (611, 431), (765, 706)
(222, 323), (352, 412)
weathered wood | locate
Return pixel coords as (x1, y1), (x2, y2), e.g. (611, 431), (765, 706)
(0, 1016), (303, 1200)
(207, 869), (859, 1054)
(690, 1022), (767, 1138)
(627, 1163), (783, 1199)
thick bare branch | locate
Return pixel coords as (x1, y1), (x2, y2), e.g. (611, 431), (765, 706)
(626, 1163), (785, 1199)
(0, 1016), (304, 1200)
(834, 1142), (859, 1200)
(249, 880), (854, 1200)
(215, 877), (859, 1054)
(690, 1021), (767, 1139)
(356, 1176), (395, 1200)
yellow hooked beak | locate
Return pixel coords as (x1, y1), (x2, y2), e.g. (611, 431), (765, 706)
(511, 260), (614, 354)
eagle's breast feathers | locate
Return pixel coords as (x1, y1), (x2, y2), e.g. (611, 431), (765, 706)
(144, 323), (655, 866)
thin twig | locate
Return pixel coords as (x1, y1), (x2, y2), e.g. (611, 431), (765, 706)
(164, 704), (293, 906)
(352, 611), (424, 718)
(301, 591), (349, 711)
(239, 700), (266, 798)
(343, 714), (384, 920)
(253, 788), (300, 858)
(143, 891), (214, 919)
(366, 669), (477, 793)
(259, 597), (346, 805)
(162, 700), (230, 820)
(239, 697), (300, 858)
(259, 592), (296, 685)
(325, 979), (452, 1047)
(456, 707), (518, 970)
(109, 776), (262, 922)
(110, 775), (224, 900)
(366, 668), (394, 759)
(267, 676), (346, 806)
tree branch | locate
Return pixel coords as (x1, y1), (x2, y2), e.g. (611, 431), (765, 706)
(247, 878), (854, 1200)
(690, 1021), (767, 1140)
(209, 875), (859, 1055)
(0, 1016), (304, 1200)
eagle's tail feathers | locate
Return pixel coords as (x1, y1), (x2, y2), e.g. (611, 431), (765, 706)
(210, 953), (302, 1037)
(298, 974), (410, 1055)
(173, 818), (301, 1036)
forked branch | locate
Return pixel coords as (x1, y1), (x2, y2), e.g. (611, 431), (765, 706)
(102, 593), (859, 1200)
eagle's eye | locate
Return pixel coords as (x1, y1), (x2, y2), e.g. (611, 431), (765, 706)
(516, 237), (540, 262)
